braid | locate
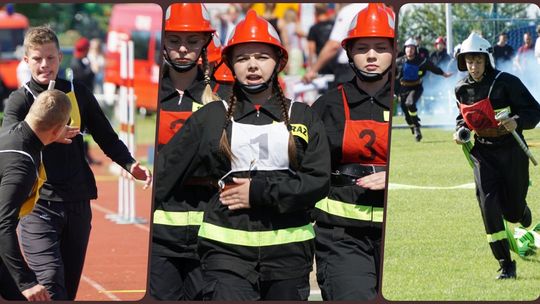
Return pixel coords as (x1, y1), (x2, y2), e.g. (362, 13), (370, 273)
(219, 83), (239, 161)
(201, 47), (220, 105)
(274, 80), (298, 169)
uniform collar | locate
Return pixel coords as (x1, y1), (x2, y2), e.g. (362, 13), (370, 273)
(232, 90), (287, 122)
(342, 78), (391, 107)
(27, 77), (69, 96)
(159, 67), (207, 103)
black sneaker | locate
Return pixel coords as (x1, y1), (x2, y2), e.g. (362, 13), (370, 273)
(414, 127), (422, 142)
(520, 206), (532, 228)
(496, 260), (516, 280)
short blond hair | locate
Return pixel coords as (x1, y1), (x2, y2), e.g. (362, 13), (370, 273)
(23, 26), (60, 54)
(27, 90), (71, 132)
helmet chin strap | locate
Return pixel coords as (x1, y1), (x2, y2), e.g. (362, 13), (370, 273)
(348, 60), (390, 83)
(163, 48), (197, 72)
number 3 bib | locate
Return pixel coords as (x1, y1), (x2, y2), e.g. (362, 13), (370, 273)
(339, 86), (388, 165)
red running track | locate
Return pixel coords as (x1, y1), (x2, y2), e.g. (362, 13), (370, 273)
(75, 144), (153, 301)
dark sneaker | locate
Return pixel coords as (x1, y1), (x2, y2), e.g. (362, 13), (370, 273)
(496, 260), (516, 280)
(414, 127), (422, 142)
(520, 206), (532, 228)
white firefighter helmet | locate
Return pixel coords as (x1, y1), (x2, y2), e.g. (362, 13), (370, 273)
(453, 43), (462, 58)
(404, 37), (417, 47)
(457, 32), (495, 71)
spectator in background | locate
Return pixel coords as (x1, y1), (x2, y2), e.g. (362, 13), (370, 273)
(514, 32), (535, 74)
(534, 25), (540, 64)
(415, 35), (430, 60)
(493, 32), (515, 67)
(70, 38), (95, 91)
(429, 36), (450, 68)
(303, 3), (368, 88)
(262, 3), (280, 39)
(87, 38), (105, 95)
(15, 46), (31, 88)
(279, 8), (305, 76)
(307, 4), (336, 76)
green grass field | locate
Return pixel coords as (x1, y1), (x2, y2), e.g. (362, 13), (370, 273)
(382, 125), (540, 301)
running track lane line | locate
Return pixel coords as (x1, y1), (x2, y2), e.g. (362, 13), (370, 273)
(90, 201), (150, 232)
(81, 202), (149, 300)
(81, 274), (122, 301)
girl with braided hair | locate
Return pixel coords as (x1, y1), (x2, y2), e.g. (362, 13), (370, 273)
(150, 3), (230, 300)
(154, 9), (330, 300)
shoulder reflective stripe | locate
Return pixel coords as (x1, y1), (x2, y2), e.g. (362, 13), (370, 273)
(315, 197), (384, 223)
(0, 150), (35, 164)
(198, 222), (315, 247)
(192, 102), (203, 112)
(290, 123), (308, 143)
(487, 230), (507, 243)
(153, 210), (204, 226)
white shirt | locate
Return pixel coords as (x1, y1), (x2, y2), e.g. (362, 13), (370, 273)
(329, 3), (368, 64)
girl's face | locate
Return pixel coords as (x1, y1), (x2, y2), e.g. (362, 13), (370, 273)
(465, 54), (486, 81)
(231, 43), (278, 86)
(349, 37), (393, 75)
(164, 32), (208, 65)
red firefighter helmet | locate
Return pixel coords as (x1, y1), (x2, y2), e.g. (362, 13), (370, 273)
(164, 3), (215, 33)
(213, 61), (235, 84)
(222, 9), (288, 72)
(199, 35), (222, 65)
(341, 3), (395, 48)
(435, 36), (445, 45)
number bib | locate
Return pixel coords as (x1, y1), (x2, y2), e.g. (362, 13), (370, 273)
(230, 119), (290, 171)
(339, 86), (388, 165)
(458, 72), (502, 131)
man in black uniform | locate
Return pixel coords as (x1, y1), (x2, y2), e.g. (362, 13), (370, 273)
(0, 89), (71, 301)
(454, 32), (540, 279)
(492, 32), (514, 67)
(396, 38), (452, 141)
(2, 26), (152, 300)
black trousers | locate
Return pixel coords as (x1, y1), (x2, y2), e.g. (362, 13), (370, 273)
(201, 269), (310, 301)
(19, 199), (92, 300)
(149, 255), (203, 300)
(0, 260), (26, 300)
(399, 85), (424, 127)
(315, 223), (381, 300)
(471, 140), (529, 262)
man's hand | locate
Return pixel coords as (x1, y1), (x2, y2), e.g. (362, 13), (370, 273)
(443, 72), (453, 78)
(302, 69), (318, 84)
(55, 126), (80, 144)
(499, 116), (518, 132)
(220, 177), (250, 210)
(356, 171), (386, 190)
(21, 284), (51, 301)
(129, 161), (152, 189)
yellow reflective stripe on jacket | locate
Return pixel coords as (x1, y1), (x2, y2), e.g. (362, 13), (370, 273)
(20, 162), (46, 218)
(153, 210), (204, 226)
(487, 230), (507, 243)
(198, 222), (315, 247)
(315, 197), (384, 223)
(291, 123), (308, 143)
